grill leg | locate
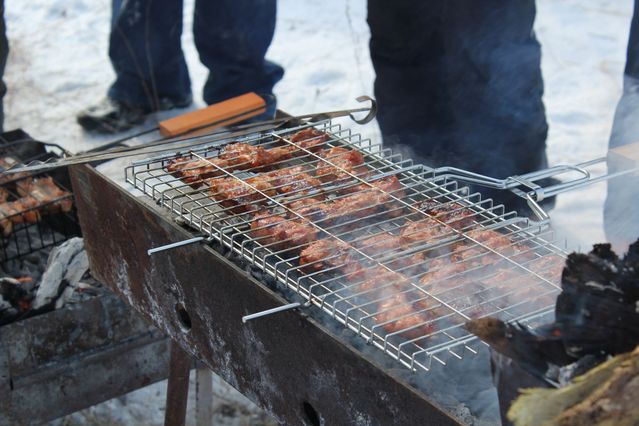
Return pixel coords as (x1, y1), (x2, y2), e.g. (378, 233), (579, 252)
(164, 340), (191, 426)
(196, 368), (214, 426)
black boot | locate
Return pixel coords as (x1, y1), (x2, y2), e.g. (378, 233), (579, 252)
(77, 96), (192, 134)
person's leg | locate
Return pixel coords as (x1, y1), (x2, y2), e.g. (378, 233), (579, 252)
(443, 0), (548, 180)
(604, 0), (639, 250)
(368, 1), (548, 212)
(108, 0), (191, 111)
(193, 0), (283, 114)
(368, 1), (454, 164)
(0, 0), (8, 132)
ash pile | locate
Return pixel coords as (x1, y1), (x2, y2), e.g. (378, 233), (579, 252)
(0, 237), (109, 326)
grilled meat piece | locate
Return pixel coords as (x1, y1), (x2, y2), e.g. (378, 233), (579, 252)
(290, 128), (329, 144)
(294, 176), (406, 228)
(377, 293), (438, 339)
(217, 142), (274, 169)
(299, 232), (428, 281)
(415, 200), (476, 230)
(166, 156), (228, 187)
(250, 211), (318, 252)
(525, 254), (565, 282)
(399, 218), (452, 249)
(206, 165), (326, 213)
(419, 255), (479, 295)
(208, 175), (277, 214)
(0, 187), (9, 203)
(465, 229), (539, 264)
(266, 166), (324, 198)
(268, 128), (330, 163)
(166, 128), (331, 186)
(352, 267), (438, 339)
(315, 147), (367, 183)
(343, 175), (406, 217)
(16, 177), (73, 213)
(0, 196), (40, 236)
(166, 144), (270, 187)
(354, 233), (425, 274)
(299, 239), (364, 278)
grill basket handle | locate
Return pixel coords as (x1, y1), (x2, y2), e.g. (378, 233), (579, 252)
(434, 157), (639, 222)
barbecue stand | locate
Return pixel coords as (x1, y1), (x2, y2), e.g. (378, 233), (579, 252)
(70, 164), (459, 425)
(0, 292), (170, 425)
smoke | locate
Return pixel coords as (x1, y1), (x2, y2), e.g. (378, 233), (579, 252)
(604, 75), (639, 253)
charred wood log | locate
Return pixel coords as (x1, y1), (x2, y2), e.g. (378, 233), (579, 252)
(466, 238), (639, 379)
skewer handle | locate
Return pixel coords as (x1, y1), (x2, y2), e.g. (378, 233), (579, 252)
(147, 237), (205, 255)
(158, 92), (266, 137)
(242, 302), (303, 323)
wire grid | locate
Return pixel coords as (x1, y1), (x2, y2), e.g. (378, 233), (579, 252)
(0, 138), (77, 262)
(125, 120), (566, 372)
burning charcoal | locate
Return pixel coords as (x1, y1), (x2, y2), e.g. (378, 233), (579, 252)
(0, 277), (30, 309)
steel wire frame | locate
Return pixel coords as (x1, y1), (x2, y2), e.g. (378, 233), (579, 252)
(125, 120), (566, 372)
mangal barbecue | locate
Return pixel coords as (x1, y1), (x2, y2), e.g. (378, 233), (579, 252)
(2, 95), (639, 425)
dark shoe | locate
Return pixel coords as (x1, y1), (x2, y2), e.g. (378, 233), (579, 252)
(77, 98), (149, 134)
(77, 96), (193, 134)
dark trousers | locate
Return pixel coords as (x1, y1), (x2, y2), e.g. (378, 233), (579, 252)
(108, 0), (283, 111)
(367, 1), (548, 185)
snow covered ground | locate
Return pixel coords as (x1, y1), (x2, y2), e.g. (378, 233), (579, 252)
(3, 0), (636, 424)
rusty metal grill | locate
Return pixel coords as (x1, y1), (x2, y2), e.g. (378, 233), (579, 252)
(125, 120), (566, 372)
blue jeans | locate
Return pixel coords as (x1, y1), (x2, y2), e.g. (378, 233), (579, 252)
(108, 0), (283, 112)
(368, 0), (548, 209)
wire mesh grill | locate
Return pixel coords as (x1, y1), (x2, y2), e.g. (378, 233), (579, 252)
(0, 130), (79, 263)
(125, 120), (566, 372)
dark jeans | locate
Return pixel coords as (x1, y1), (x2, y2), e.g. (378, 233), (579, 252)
(367, 1), (548, 208)
(0, 0), (7, 131)
(108, 0), (283, 112)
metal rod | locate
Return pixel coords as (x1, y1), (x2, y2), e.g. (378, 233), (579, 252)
(148, 237), (205, 255)
(242, 302), (303, 323)
(5, 99), (377, 174)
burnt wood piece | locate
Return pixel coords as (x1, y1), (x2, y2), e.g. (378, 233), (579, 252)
(0, 293), (170, 425)
(558, 241), (639, 358)
(70, 165), (459, 426)
(466, 240), (639, 379)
